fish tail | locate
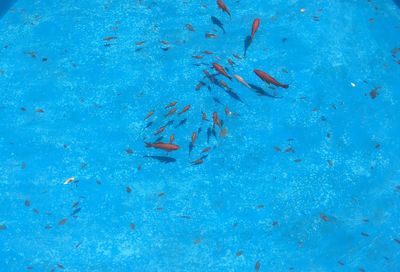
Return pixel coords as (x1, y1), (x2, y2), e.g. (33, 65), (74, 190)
(145, 142), (152, 148)
(281, 84), (289, 89)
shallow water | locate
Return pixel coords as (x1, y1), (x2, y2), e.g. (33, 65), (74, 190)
(0, 0), (399, 271)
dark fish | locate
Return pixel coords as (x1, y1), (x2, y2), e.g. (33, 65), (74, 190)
(244, 35), (252, 57)
(189, 142), (194, 155)
(71, 208), (81, 216)
(213, 97), (223, 105)
(175, 118), (187, 128)
(225, 89), (243, 103)
(248, 83), (280, 98)
(144, 155), (177, 163)
(211, 127), (217, 139)
(211, 16), (225, 33)
(145, 121), (153, 128)
(207, 127), (212, 143)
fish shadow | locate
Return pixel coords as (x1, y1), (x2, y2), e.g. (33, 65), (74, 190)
(211, 16), (226, 33)
(144, 155), (176, 163)
(244, 36), (252, 57)
(248, 83), (282, 98)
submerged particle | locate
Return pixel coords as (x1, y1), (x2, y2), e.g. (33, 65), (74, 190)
(351, 82), (356, 87)
(236, 251), (243, 256)
(126, 186), (132, 193)
(24, 200), (31, 207)
(130, 223), (136, 231)
(126, 148), (134, 155)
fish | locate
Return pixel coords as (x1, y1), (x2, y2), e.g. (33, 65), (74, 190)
(186, 24), (195, 32)
(201, 147), (211, 153)
(169, 134), (175, 143)
(58, 218), (68, 225)
(207, 128), (212, 143)
(212, 63), (231, 80)
(225, 106), (231, 116)
(254, 69), (289, 89)
(192, 132), (197, 145)
(233, 53), (242, 59)
(71, 208), (81, 216)
(165, 101), (177, 108)
(202, 50), (214, 55)
(251, 18), (260, 39)
(203, 69), (216, 84)
(165, 107), (177, 117)
(64, 177), (75, 185)
(213, 112), (222, 128)
(160, 40), (169, 45)
(145, 121), (153, 128)
(234, 74), (252, 89)
(191, 159), (204, 165)
(244, 35), (252, 56)
(205, 33), (218, 39)
(217, 0), (231, 17)
(144, 155), (177, 163)
(320, 213), (329, 222)
(176, 118), (187, 128)
(211, 16), (226, 33)
(154, 126), (167, 135)
(103, 36), (117, 41)
(195, 81), (206, 91)
(144, 110), (155, 120)
(192, 55), (204, 59)
(179, 105), (191, 114)
(145, 142), (180, 151)
(202, 112), (209, 121)
(227, 58), (235, 67)
(135, 41), (145, 46)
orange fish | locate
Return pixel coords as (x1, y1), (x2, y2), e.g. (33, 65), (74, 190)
(212, 63), (231, 80)
(202, 51), (214, 54)
(179, 105), (191, 114)
(144, 110), (154, 120)
(217, 0), (231, 17)
(213, 112), (221, 128)
(201, 147), (211, 153)
(254, 69), (289, 89)
(169, 134), (175, 143)
(154, 126), (166, 135)
(191, 132), (197, 145)
(145, 142), (180, 151)
(165, 101), (177, 108)
(251, 18), (260, 39)
(165, 107), (177, 117)
(320, 213), (329, 222)
(192, 55), (204, 59)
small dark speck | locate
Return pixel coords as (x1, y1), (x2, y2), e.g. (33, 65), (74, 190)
(320, 116), (327, 121)
(281, 38), (287, 42)
(0, 224), (7, 230)
(126, 186), (132, 193)
(42, 57), (47, 62)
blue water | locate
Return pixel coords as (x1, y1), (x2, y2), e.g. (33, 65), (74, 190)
(1, 0), (400, 271)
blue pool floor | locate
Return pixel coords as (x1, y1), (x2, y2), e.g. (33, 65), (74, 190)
(0, 0), (400, 271)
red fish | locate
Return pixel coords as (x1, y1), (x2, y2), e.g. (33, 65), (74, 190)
(165, 101), (177, 108)
(213, 112), (221, 128)
(251, 18), (260, 39)
(217, 0), (231, 17)
(203, 69), (216, 84)
(144, 110), (154, 120)
(154, 126), (166, 135)
(212, 63), (231, 80)
(165, 107), (177, 117)
(254, 69), (289, 89)
(145, 142), (180, 151)
(191, 132), (197, 145)
(192, 159), (204, 165)
(201, 147), (211, 153)
(179, 105), (191, 114)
